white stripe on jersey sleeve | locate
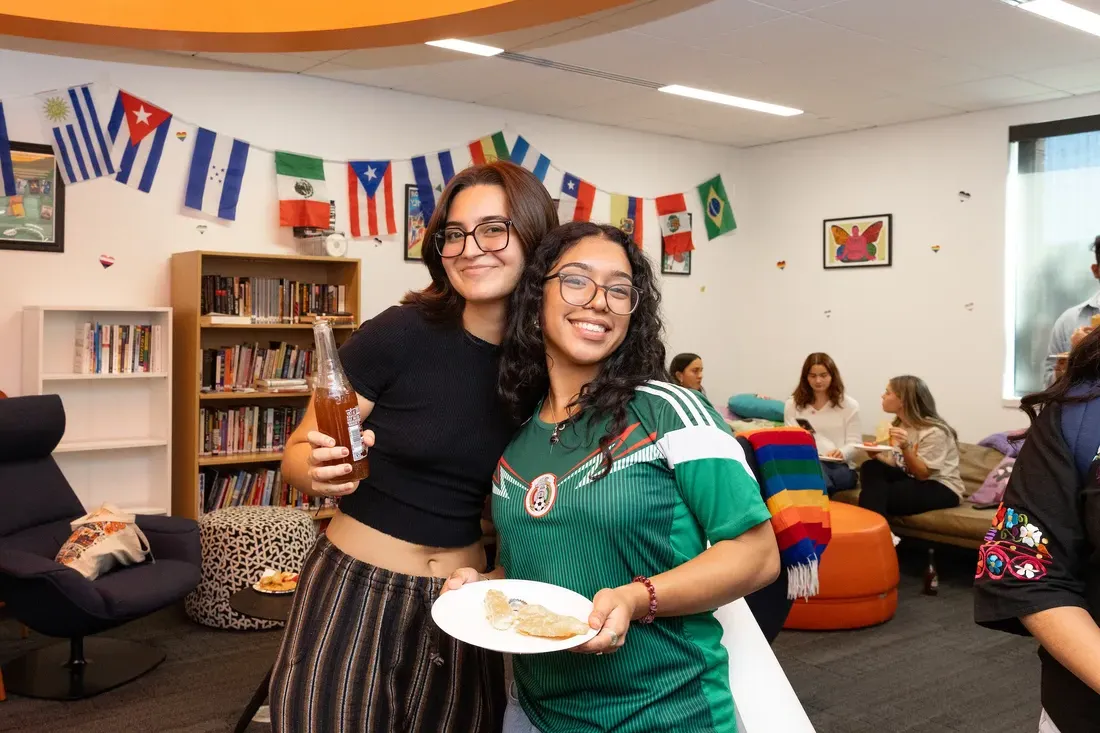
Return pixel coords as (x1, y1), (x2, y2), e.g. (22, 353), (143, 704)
(656, 424), (753, 477)
(637, 385), (696, 427)
(647, 380), (716, 428)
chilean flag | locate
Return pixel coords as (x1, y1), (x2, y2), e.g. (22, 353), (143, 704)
(559, 172), (595, 223)
(107, 90), (172, 193)
(348, 160), (396, 237)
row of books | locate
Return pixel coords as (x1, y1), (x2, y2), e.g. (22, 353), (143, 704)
(74, 322), (164, 374)
(201, 275), (349, 324)
(199, 466), (334, 514)
(201, 342), (314, 391)
(200, 405), (306, 456)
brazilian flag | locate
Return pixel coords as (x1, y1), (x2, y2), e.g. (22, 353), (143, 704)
(696, 174), (736, 240)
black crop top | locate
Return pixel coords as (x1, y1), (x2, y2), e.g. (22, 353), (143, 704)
(336, 304), (516, 548)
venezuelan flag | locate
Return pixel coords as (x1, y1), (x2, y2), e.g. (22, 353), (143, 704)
(468, 132), (510, 165)
(610, 194), (643, 247)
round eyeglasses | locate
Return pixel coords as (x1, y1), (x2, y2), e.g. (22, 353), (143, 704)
(434, 220), (512, 258)
(544, 272), (641, 316)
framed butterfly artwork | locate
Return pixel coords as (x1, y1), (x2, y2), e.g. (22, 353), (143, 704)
(823, 214), (891, 270)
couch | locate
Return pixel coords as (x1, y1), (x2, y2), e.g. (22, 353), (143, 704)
(831, 441), (1005, 549)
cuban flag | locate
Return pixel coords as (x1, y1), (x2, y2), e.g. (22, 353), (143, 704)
(36, 84), (115, 185)
(347, 160), (396, 237)
(559, 172), (595, 223)
(0, 101), (16, 197)
(184, 127), (250, 221)
(509, 135), (550, 183)
(411, 149), (461, 221)
(107, 91), (172, 193)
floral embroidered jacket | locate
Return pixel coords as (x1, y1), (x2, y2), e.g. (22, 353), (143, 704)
(974, 391), (1100, 733)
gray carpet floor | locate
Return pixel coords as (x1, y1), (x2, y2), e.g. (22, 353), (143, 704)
(0, 542), (1041, 733)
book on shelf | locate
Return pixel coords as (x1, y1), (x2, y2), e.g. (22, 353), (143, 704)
(74, 322), (163, 374)
(201, 342), (313, 392)
(200, 405), (306, 456)
(200, 275), (348, 324)
(199, 465), (334, 514)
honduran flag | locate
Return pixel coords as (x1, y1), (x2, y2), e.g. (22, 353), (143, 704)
(509, 135), (550, 183)
(347, 160), (396, 237)
(655, 193), (694, 258)
(0, 101), (16, 197)
(558, 172), (595, 223)
(184, 127), (250, 221)
(107, 90), (172, 194)
(468, 132), (510, 165)
(411, 149), (460, 221)
(610, 194), (643, 247)
(36, 84), (115, 185)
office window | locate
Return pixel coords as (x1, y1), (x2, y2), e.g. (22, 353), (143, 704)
(1006, 115), (1100, 397)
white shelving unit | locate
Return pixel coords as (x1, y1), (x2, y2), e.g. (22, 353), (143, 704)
(22, 306), (173, 515)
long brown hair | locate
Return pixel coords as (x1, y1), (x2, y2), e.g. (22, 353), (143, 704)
(792, 352), (845, 409)
(888, 375), (958, 441)
(402, 161), (558, 322)
(1021, 325), (1100, 423)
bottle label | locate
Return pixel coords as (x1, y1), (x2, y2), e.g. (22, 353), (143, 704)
(346, 406), (366, 460)
(930, 576), (938, 589)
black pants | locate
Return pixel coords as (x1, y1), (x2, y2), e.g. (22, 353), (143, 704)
(821, 461), (858, 495)
(858, 460), (960, 517)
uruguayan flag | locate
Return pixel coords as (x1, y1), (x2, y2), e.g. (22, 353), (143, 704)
(36, 84), (115, 185)
(411, 149), (463, 221)
(509, 135), (551, 183)
(184, 127), (250, 221)
(0, 101), (16, 197)
(107, 90), (172, 194)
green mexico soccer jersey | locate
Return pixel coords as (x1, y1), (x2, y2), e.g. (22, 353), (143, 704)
(493, 381), (772, 733)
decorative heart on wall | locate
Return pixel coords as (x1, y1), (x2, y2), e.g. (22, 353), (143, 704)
(196, 224), (207, 234)
(99, 254), (115, 269)
(931, 245), (941, 253)
(965, 302), (975, 311)
(776, 260), (787, 270)
(824, 309), (832, 319)
(176, 130), (188, 142)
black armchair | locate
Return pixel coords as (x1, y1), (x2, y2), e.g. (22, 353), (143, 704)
(0, 395), (201, 700)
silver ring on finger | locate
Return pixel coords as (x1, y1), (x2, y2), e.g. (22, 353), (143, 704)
(609, 631), (619, 647)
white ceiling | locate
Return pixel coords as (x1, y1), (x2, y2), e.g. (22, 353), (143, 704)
(8, 0), (1100, 147)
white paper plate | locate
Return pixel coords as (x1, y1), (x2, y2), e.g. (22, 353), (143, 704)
(252, 568), (299, 595)
(431, 579), (597, 654)
(851, 444), (896, 453)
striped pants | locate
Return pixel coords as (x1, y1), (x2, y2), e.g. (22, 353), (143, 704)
(270, 535), (505, 733)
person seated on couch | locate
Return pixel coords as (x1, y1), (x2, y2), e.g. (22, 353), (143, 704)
(783, 353), (861, 495)
(858, 375), (963, 518)
(670, 352), (704, 392)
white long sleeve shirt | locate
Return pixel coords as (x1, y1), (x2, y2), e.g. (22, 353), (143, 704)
(783, 395), (863, 465)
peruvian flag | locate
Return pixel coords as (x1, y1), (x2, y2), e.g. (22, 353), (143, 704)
(347, 160), (396, 237)
(559, 172), (595, 223)
(656, 193), (694, 259)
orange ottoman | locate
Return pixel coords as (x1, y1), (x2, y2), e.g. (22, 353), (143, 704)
(784, 502), (899, 630)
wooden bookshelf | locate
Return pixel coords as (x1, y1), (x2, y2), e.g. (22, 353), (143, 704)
(22, 306), (173, 515)
(170, 251), (360, 521)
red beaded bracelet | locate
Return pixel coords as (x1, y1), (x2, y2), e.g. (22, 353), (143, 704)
(632, 575), (658, 624)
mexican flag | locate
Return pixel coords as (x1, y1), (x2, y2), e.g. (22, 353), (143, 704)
(696, 174), (736, 240)
(276, 151), (329, 228)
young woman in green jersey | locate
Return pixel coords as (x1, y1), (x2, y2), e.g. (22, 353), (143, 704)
(444, 222), (780, 733)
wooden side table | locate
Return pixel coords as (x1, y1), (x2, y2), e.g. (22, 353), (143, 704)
(229, 588), (294, 733)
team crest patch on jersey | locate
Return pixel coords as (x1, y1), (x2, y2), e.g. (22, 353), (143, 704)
(525, 473), (558, 518)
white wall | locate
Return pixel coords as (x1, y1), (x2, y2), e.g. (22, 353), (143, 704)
(738, 92), (1100, 441)
(0, 49), (741, 401)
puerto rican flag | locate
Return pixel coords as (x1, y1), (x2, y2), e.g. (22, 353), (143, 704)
(347, 160), (396, 237)
(558, 172), (595, 223)
(107, 90), (172, 193)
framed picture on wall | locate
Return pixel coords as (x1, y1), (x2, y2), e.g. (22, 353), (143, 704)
(823, 214), (891, 269)
(404, 184), (426, 261)
(0, 141), (65, 254)
(661, 213), (691, 276)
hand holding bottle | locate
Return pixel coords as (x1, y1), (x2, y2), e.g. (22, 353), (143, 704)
(305, 429), (375, 496)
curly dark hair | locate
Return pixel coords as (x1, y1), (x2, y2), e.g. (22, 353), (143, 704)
(499, 222), (667, 479)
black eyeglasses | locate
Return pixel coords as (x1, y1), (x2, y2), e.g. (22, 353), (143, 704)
(544, 272), (641, 315)
(434, 219), (512, 258)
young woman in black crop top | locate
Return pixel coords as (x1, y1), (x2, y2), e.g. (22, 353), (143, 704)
(270, 161), (558, 733)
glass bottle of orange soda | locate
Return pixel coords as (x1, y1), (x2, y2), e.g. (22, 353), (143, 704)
(311, 320), (369, 481)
